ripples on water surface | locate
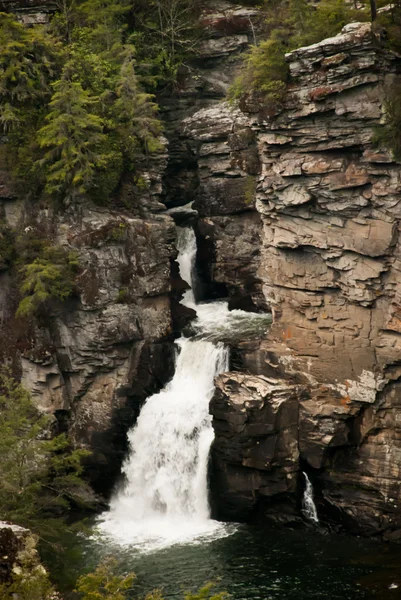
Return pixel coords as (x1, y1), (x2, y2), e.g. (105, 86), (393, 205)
(45, 523), (401, 600)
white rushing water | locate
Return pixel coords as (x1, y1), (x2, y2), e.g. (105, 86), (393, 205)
(98, 227), (272, 549)
(302, 472), (319, 525)
(98, 227), (238, 550)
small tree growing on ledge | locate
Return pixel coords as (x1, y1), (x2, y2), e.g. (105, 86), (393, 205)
(374, 84), (401, 161)
(36, 75), (107, 202)
(0, 370), (91, 534)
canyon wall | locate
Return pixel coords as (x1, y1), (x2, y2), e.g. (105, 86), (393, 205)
(4, 0), (401, 540)
(1, 131), (177, 495)
(196, 22), (401, 539)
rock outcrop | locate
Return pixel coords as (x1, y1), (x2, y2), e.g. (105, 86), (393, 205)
(162, 1), (265, 309)
(0, 521), (59, 597)
(206, 22), (401, 539)
(210, 373), (304, 523)
(0, 141), (177, 494)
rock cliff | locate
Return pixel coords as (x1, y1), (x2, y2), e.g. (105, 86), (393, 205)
(4, 0), (401, 541)
(0, 136), (177, 493)
(0, 521), (59, 598)
(202, 22), (401, 539)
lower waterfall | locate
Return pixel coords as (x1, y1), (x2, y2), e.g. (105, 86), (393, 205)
(302, 472), (319, 525)
(98, 227), (234, 549)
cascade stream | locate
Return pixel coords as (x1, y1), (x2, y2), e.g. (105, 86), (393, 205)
(302, 472), (319, 525)
(98, 227), (271, 549)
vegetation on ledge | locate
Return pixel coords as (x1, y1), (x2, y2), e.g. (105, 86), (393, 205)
(0, 0), (201, 206)
(228, 0), (363, 108)
(228, 0), (401, 111)
(0, 370), (92, 534)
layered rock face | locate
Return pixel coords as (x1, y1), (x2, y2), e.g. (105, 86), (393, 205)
(210, 373), (304, 523)
(0, 0), (56, 24)
(5, 0), (401, 541)
(164, 1), (266, 309)
(0, 147), (177, 493)
(206, 23), (401, 539)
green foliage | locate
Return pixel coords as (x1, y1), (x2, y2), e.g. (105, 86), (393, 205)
(230, 38), (289, 105)
(0, 370), (92, 532)
(292, 0), (359, 47)
(1, 1), (168, 205)
(37, 76), (107, 201)
(111, 58), (163, 163)
(184, 583), (229, 600)
(116, 287), (129, 303)
(376, 0), (401, 53)
(75, 0), (130, 52)
(374, 84), (401, 161)
(75, 561), (229, 600)
(16, 244), (79, 317)
(75, 558), (136, 600)
(230, 0), (360, 109)
(0, 13), (61, 106)
(129, 0), (203, 89)
(244, 175), (256, 206)
(0, 549), (55, 600)
(0, 222), (16, 269)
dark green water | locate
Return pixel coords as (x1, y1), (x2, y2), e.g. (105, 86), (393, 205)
(44, 522), (401, 600)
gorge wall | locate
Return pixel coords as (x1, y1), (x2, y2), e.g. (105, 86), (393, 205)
(1, 113), (177, 494)
(3, 0), (401, 541)
(180, 21), (401, 539)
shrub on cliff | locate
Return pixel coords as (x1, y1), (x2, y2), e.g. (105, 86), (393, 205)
(0, 370), (91, 532)
(16, 245), (80, 318)
(229, 0), (360, 109)
(374, 84), (401, 161)
(0, 554), (55, 600)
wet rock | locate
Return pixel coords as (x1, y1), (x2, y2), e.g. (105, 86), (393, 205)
(210, 372), (304, 522)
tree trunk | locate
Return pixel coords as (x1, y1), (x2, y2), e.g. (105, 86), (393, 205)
(370, 0), (377, 21)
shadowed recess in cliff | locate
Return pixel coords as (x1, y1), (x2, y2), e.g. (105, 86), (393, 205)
(96, 227), (271, 550)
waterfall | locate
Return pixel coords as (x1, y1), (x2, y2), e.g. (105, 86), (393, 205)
(176, 226), (197, 310)
(98, 227), (230, 548)
(302, 472), (319, 524)
(98, 226), (271, 549)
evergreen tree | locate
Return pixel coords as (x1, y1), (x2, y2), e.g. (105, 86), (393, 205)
(111, 58), (163, 166)
(75, 558), (136, 600)
(0, 13), (60, 105)
(0, 370), (91, 531)
(37, 76), (107, 201)
(16, 245), (79, 318)
(76, 0), (130, 52)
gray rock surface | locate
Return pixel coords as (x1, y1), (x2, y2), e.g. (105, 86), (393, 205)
(0, 140), (177, 493)
(210, 373), (303, 523)
(206, 22), (401, 538)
